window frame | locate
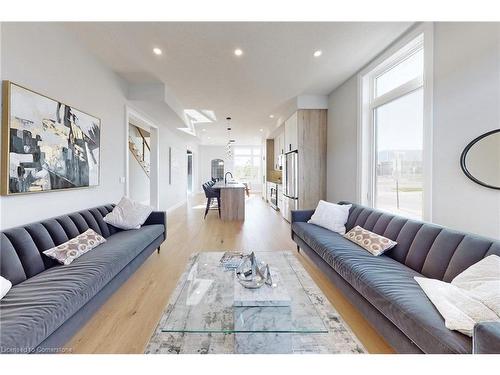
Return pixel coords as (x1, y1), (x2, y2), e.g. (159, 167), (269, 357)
(232, 145), (263, 185)
(357, 23), (434, 221)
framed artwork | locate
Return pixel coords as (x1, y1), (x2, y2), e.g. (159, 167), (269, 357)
(1, 81), (101, 195)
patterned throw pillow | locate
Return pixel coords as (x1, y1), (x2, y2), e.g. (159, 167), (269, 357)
(344, 225), (397, 256)
(43, 229), (106, 265)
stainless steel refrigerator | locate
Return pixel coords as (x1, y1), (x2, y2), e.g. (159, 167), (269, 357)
(282, 150), (298, 222)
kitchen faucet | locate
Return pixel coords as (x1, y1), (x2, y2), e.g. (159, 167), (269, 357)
(224, 172), (233, 184)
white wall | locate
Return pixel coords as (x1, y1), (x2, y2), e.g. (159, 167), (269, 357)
(431, 23), (500, 238)
(0, 23), (198, 229)
(197, 145), (234, 190)
(326, 77), (358, 204)
(128, 151), (150, 205)
(326, 22), (500, 239)
(0, 23), (127, 229)
(157, 129), (196, 212)
(128, 102), (199, 211)
(197, 145), (263, 193)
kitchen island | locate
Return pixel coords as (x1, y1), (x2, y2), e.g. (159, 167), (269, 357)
(213, 181), (246, 221)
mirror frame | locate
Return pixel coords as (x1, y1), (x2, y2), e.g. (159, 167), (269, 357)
(460, 128), (500, 190)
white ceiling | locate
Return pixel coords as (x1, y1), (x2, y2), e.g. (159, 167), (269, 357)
(66, 22), (413, 145)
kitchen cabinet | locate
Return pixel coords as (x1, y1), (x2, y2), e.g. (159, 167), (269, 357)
(277, 184), (283, 211)
(273, 130), (284, 170)
(296, 109), (327, 210)
(281, 109), (327, 221)
(266, 139), (275, 174)
(284, 111), (298, 153)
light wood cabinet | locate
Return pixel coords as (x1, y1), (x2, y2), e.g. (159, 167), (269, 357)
(266, 139), (275, 173)
(284, 112), (298, 153)
(296, 109), (327, 210)
(273, 130), (284, 170)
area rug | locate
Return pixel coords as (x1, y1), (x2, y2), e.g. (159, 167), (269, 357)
(145, 251), (366, 354)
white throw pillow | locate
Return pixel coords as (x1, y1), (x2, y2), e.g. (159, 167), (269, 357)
(1, 276), (12, 300)
(308, 201), (352, 234)
(451, 255), (500, 316)
(414, 277), (499, 336)
(104, 197), (153, 230)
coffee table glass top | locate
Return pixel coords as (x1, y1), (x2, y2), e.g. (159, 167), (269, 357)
(161, 252), (328, 333)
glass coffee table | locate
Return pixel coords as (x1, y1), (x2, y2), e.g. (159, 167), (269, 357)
(161, 252), (328, 336)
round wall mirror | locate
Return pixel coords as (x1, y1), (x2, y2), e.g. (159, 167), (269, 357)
(460, 129), (500, 190)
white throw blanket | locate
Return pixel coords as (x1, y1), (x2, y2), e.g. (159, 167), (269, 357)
(452, 255), (500, 316)
(415, 255), (500, 336)
(0, 276), (12, 300)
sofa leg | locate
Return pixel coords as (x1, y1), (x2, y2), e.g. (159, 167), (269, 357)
(297, 245), (300, 252)
(157, 247), (161, 254)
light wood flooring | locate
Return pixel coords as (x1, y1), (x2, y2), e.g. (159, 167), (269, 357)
(67, 193), (394, 354)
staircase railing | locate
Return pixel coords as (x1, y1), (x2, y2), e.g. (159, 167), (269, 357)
(128, 126), (151, 177)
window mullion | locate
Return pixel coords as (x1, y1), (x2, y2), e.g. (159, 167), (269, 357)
(370, 76), (423, 110)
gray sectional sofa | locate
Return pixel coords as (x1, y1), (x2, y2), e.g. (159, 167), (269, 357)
(291, 202), (500, 354)
(0, 204), (166, 354)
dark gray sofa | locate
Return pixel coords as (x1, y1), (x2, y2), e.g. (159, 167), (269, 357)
(0, 204), (166, 354)
(291, 202), (500, 354)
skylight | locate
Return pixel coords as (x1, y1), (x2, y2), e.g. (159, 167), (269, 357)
(184, 109), (216, 124)
(178, 109), (216, 137)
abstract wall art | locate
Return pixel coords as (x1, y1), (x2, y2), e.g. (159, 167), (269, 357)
(1, 81), (101, 195)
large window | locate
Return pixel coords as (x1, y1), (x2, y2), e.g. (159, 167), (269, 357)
(360, 29), (431, 220)
(233, 146), (261, 189)
(374, 88), (423, 219)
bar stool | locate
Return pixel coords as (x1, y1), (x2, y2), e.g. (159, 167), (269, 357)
(202, 182), (220, 219)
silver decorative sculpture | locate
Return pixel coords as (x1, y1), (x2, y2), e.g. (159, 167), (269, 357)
(236, 252), (273, 289)
(264, 264), (273, 286)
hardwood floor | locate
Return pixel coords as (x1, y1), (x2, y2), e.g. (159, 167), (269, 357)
(67, 193), (394, 354)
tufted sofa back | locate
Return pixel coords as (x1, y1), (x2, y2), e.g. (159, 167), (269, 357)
(339, 202), (500, 282)
(1, 204), (118, 286)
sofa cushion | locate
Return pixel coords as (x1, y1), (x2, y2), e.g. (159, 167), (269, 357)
(0, 233), (27, 285)
(292, 222), (472, 353)
(0, 224), (163, 352)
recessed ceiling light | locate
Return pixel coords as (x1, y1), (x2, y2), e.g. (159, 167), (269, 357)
(202, 128), (206, 132)
(269, 114), (274, 119)
(207, 136), (211, 139)
(313, 50), (322, 57)
(153, 47), (162, 56)
(234, 48), (243, 56)
(259, 128), (264, 132)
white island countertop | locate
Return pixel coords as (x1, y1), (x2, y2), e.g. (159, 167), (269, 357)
(213, 181), (246, 189)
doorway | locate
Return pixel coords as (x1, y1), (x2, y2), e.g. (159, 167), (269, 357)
(125, 107), (159, 209)
(128, 123), (151, 205)
(187, 150), (193, 193)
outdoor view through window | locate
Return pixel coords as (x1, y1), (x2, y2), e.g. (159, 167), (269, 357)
(234, 146), (261, 189)
(373, 45), (424, 219)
